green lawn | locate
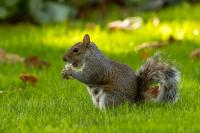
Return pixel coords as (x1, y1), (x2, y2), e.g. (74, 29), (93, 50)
(1, 3), (200, 133)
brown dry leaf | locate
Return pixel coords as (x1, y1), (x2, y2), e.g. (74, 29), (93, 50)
(136, 41), (168, 51)
(136, 36), (178, 52)
(24, 56), (50, 69)
(5, 53), (24, 63)
(108, 17), (143, 31)
(191, 49), (200, 58)
(144, 86), (160, 100)
(122, 17), (143, 30)
(20, 73), (38, 86)
(0, 48), (24, 63)
(139, 49), (150, 60)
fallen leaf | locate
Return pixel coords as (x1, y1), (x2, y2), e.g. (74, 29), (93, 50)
(108, 17), (143, 31)
(123, 17), (143, 30)
(191, 49), (200, 58)
(136, 36), (179, 52)
(144, 86), (160, 101)
(20, 73), (38, 86)
(135, 41), (168, 51)
(5, 53), (24, 63)
(0, 48), (24, 63)
(139, 49), (150, 60)
(24, 56), (50, 69)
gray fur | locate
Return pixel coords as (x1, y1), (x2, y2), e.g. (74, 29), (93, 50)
(136, 54), (180, 102)
(62, 42), (180, 109)
(69, 43), (137, 109)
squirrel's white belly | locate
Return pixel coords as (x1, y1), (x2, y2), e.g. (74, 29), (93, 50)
(86, 86), (106, 109)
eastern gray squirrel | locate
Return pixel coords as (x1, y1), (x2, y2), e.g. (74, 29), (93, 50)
(61, 34), (180, 109)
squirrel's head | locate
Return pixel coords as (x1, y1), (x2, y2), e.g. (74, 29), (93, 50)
(63, 34), (91, 67)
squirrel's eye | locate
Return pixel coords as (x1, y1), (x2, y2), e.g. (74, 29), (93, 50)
(73, 48), (79, 53)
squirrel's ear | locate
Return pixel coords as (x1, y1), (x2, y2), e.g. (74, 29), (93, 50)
(83, 34), (90, 46)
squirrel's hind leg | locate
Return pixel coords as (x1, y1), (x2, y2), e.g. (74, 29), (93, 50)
(99, 91), (127, 109)
(87, 86), (128, 109)
(86, 86), (104, 108)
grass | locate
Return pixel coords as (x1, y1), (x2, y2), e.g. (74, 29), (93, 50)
(1, 3), (200, 133)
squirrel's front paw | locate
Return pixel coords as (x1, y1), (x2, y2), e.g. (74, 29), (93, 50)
(61, 66), (73, 79)
(61, 69), (69, 79)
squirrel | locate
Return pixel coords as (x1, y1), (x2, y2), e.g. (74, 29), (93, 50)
(61, 34), (180, 109)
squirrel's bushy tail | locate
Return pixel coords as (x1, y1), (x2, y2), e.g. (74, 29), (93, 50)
(136, 53), (180, 102)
